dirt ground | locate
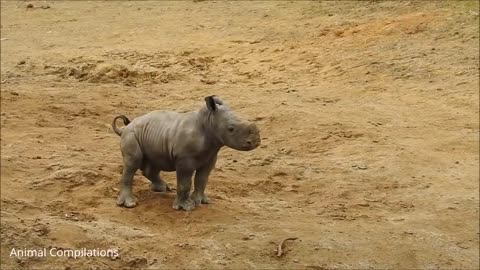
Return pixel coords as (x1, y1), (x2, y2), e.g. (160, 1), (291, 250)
(1, 1), (479, 269)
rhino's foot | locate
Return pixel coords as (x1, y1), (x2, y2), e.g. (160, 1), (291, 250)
(149, 182), (171, 192)
(116, 191), (137, 208)
(172, 198), (195, 211)
(190, 192), (210, 205)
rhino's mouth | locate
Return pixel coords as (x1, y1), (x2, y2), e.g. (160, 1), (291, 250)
(240, 139), (261, 151)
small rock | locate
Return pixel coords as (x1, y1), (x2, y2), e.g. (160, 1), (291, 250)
(149, 259), (158, 265)
(33, 224), (50, 236)
(242, 234), (255, 240)
(10, 91), (19, 96)
(200, 78), (217, 85)
(126, 258), (148, 268)
(15, 258), (25, 266)
(293, 259), (299, 263)
(334, 30), (344, 37)
(26, 3), (34, 8)
(18, 60), (26, 65)
(357, 165), (368, 170)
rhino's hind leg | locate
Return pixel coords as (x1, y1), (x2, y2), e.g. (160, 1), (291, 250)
(141, 164), (171, 192)
(172, 169), (195, 211)
(116, 131), (142, 208)
(117, 167), (138, 208)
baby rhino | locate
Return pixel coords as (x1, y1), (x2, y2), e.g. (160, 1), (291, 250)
(112, 96), (261, 211)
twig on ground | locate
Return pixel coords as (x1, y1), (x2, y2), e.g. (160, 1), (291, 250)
(276, 237), (298, 257)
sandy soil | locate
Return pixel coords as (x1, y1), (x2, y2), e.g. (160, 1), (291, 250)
(1, 1), (479, 269)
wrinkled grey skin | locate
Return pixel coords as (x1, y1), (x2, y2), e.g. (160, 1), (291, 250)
(112, 96), (261, 211)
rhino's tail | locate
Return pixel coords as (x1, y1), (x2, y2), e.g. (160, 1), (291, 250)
(112, 115), (131, 136)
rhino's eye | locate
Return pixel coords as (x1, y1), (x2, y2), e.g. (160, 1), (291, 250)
(228, 127), (235, 133)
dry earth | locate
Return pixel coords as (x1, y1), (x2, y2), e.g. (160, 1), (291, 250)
(1, 1), (479, 269)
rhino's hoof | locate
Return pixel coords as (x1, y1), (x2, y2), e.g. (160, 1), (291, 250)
(116, 192), (137, 208)
(172, 198), (195, 211)
(150, 182), (171, 192)
(191, 193), (210, 205)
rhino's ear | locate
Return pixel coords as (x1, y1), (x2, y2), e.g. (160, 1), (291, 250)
(205, 96), (217, 112)
(212, 95), (225, 105)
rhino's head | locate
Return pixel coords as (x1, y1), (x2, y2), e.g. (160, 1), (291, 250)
(204, 95), (261, 151)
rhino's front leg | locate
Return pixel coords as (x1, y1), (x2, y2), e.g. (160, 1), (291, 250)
(172, 169), (195, 211)
(191, 155), (217, 205)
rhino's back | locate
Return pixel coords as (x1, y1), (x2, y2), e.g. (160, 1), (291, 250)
(132, 110), (192, 171)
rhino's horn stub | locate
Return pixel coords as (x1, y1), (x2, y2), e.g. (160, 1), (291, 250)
(205, 95), (217, 112)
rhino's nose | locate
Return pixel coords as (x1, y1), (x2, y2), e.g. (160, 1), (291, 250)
(245, 138), (260, 149)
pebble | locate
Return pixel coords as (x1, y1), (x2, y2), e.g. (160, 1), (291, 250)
(242, 234), (255, 240)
